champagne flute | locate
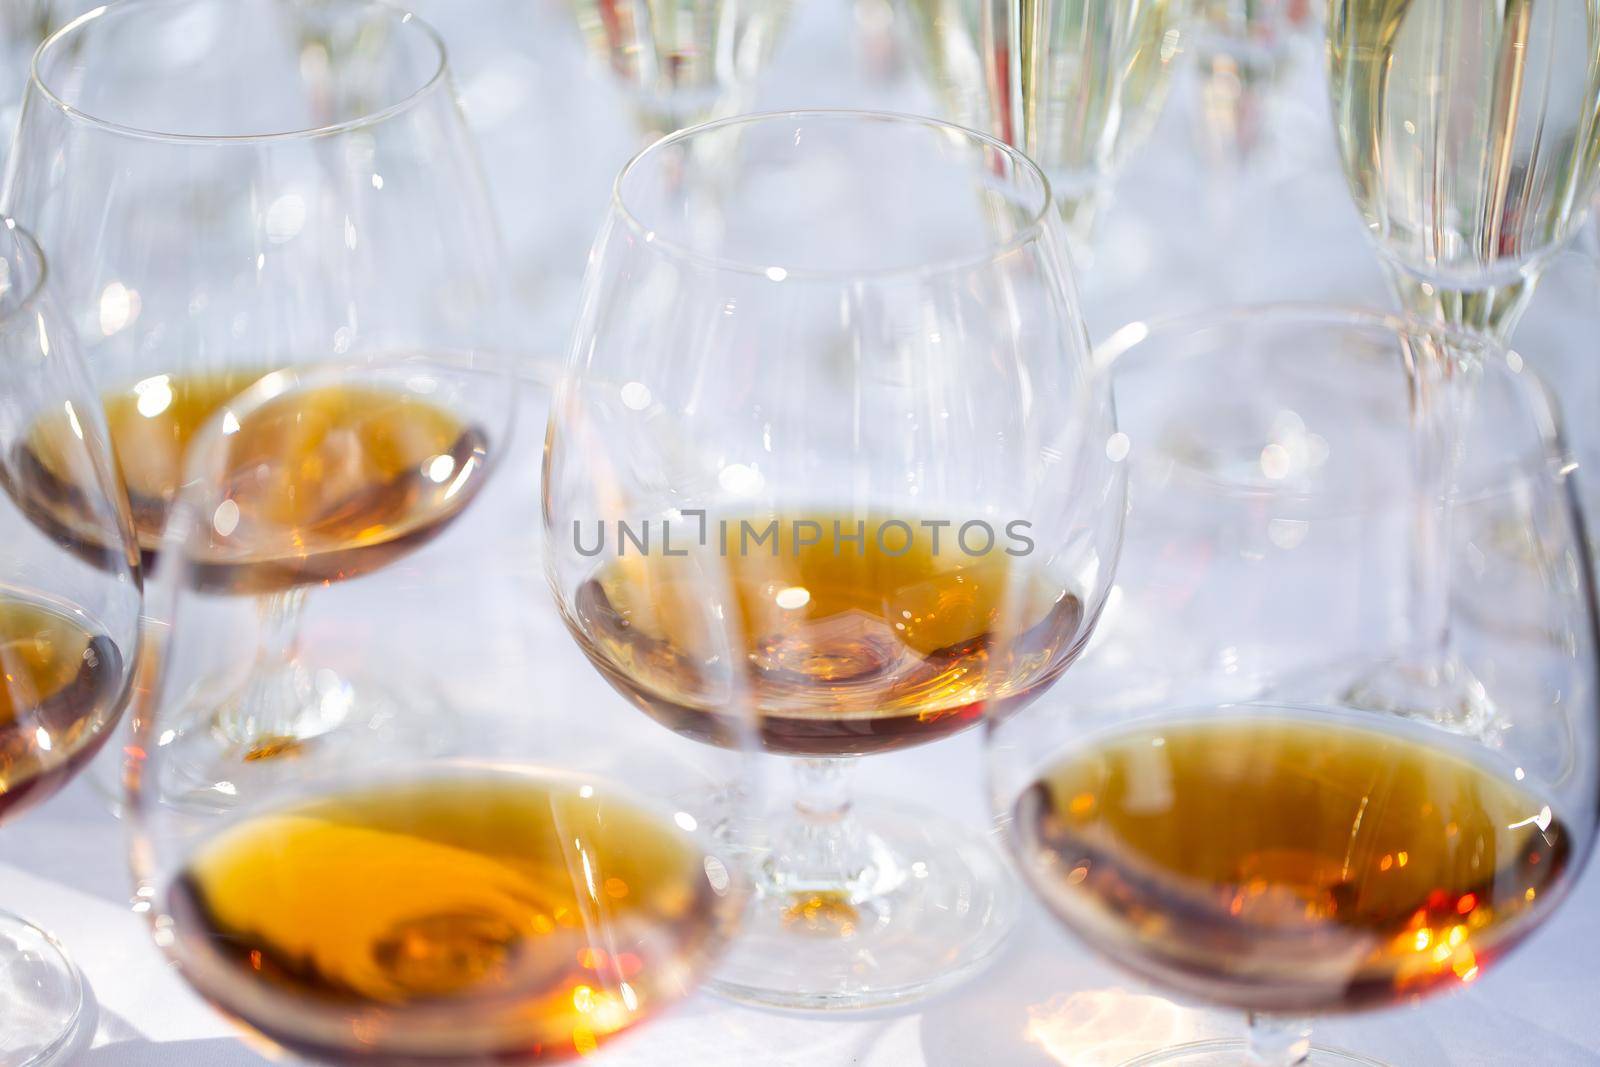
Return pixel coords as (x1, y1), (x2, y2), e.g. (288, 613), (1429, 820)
(545, 109), (1124, 1008)
(1328, 0), (1600, 340)
(904, 0), (1187, 259)
(569, 0), (791, 140)
(0, 220), (140, 1065)
(129, 360), (754, 1064)
(3, 0), (509, 794)
(989, 305), (1599, 1065)
(1327, 0), (1600, 728)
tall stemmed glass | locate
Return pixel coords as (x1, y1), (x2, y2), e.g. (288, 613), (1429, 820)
(129, 362), (755, 1063)
(989, 306), (1599, 1066)
(1328, 0), (1600, 340)
(905, 0), (1187, 261)
(545, 109), (1123, 1009)
(1327, 0), (1600, 728)
(570, 0), (791, 140)
(3, 0), (509, 789)
(0, 221), (141, 1065)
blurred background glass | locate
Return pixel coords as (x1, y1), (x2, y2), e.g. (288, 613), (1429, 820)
(1328, 0), (1600, 340)
(569, 0), (792, 140)
(903, 0), (1187, 267)
(1183, 0), (1318, 170)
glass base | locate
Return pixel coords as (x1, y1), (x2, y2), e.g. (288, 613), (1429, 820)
(1124, 1039), (1387, 1066)
(0, 911), (86, 1066)
(153, 662), (453, 811)
(708, 798), (1014, 1011)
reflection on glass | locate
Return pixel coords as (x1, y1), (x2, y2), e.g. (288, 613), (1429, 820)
(1025, 989), (1209, 1065)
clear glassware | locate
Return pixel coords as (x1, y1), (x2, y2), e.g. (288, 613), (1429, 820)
(4, 0), (510, 800)
(903, 0), (1187, 260)
(988, 305), (1599, 1065)
(569, 0), (792, 140)
(0, 220), (141, 1065)
(544, 109), (1123, 1009)
(1327, 0), (1600, 340)
(128, 360), (754, 1064)
(1326, 0), (1600, 730)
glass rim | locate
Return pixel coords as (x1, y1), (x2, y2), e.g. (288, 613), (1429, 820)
(1093, 301), (1572, 505)
(1095, 302), (1515, 366)
(28, 0), (450, 146)
(611, 108), (1058, 282)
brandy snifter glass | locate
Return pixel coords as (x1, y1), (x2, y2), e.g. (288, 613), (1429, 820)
(989, 306), (1600, 1066)
(545, 108), (1123, 1009)
(5, 0), (511, 801)
(130, 363), (757, 1064)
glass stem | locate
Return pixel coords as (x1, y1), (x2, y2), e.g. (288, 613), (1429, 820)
(1054, 174), (1113, 271)
(793, 755), (855, 821)
(1385, 263), (1538, 342)
(1403, 336), (1453, 670)
(763, 757), (900, 913)
(214, 587), (321, 747)
(1245, 1014), (1314, 1067)
(1337, 263), (1513, 728)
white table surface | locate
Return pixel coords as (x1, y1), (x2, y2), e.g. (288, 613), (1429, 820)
(4, 2), (1600, 1064)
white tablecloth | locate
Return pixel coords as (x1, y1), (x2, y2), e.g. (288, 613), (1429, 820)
(4, 2), (1599, 1064)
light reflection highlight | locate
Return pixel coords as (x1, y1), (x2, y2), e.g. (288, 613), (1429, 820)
(1024, 988), (1208, 1066)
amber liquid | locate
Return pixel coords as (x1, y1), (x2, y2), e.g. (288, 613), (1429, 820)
(0, 593), (125, 821)
(1013, 711), (1573, 1012)
(11, 371), (489, 593)
(569, 512), (1084, 756)
(165, 769), (735, 1064)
